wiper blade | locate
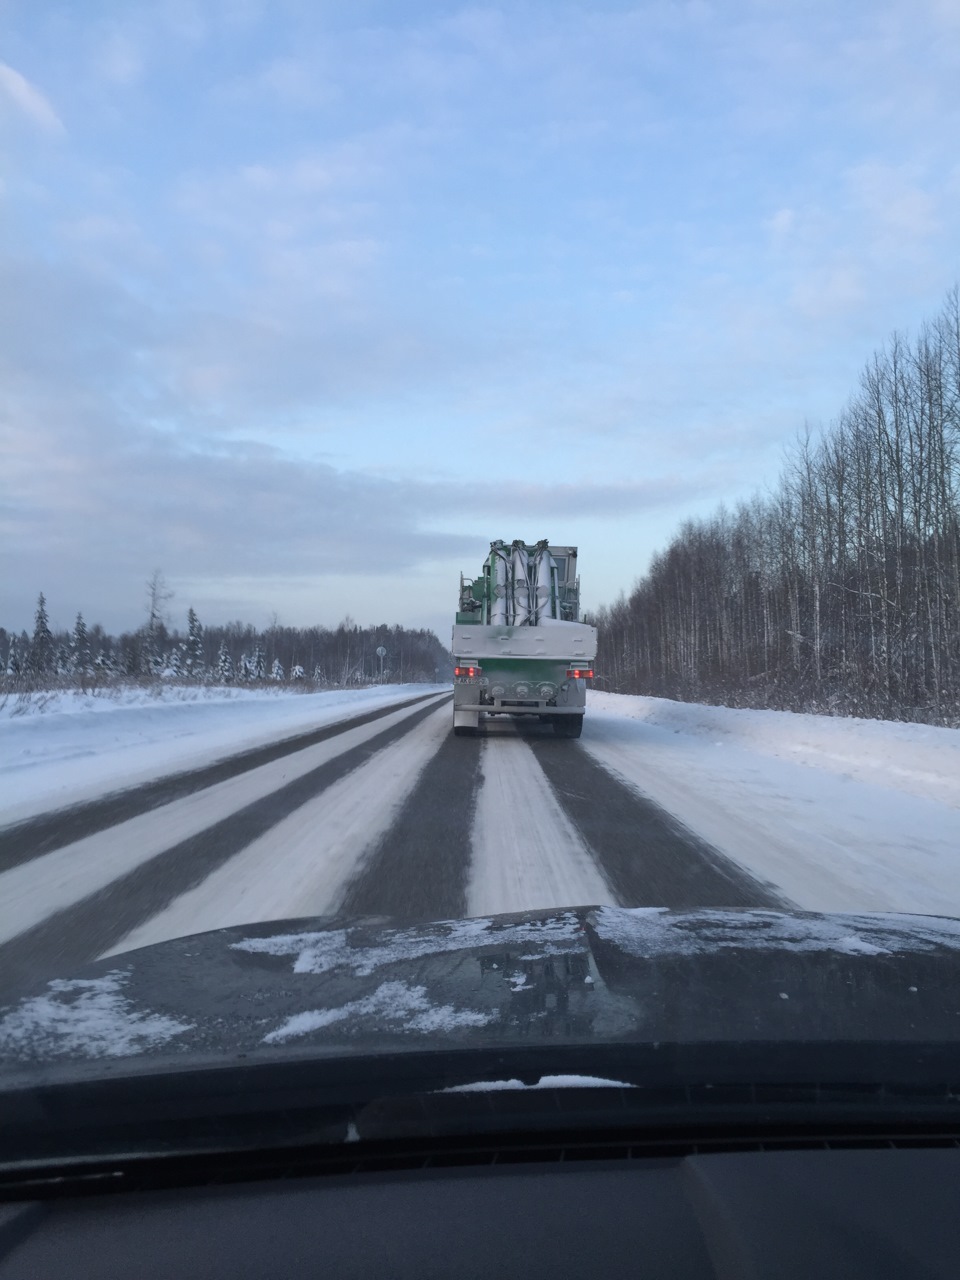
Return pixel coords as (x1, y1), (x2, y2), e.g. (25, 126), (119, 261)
(4, 1041), (960, 1183)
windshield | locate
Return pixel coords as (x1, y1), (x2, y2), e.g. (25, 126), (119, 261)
(1, 0), (959, 1128)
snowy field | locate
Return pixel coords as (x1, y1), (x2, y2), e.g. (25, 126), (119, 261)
(586, 692), (960, 915)
(0, 685), (444, 825)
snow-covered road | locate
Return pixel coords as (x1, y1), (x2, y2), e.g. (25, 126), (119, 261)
(2, 686), (959, 1004)
(585, 692), (960, 915)
(0, 684), (434, 824)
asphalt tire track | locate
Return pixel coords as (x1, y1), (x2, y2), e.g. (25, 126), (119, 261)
(526, 729), (787, 909)
(0, 697), (447, 1003)
(0, 691), (442, 871)
(337, 729), (484, 923)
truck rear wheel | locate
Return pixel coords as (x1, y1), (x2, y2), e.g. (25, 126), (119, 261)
(553, 715), (583, 738)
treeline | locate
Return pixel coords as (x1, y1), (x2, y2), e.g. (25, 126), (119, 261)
(2, 592), (451, 691)
(593, 286), (960, 724)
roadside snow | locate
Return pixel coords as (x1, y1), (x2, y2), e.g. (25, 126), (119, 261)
(0, 685), (445, 824)
(588, 692), (960, 809)
(586, 692), (960, 915)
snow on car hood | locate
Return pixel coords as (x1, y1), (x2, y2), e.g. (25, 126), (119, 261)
(4, 905), (960, 1081)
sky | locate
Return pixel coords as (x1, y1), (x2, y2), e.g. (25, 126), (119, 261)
(2, 0), (959, 642)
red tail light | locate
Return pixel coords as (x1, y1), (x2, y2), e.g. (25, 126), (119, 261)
(455, 666), (482, 678)
(566, 668), (594, 679)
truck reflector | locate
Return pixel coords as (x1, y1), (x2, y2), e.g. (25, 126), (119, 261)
(566, 668), (594, 679)
(455, 665), (482, 678)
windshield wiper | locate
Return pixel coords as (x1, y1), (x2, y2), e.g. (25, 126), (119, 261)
(4, 1040), (960, 1195)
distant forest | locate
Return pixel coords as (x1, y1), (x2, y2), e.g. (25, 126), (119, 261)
(592, 286), (960, 725)
(2, 579), (451, 691)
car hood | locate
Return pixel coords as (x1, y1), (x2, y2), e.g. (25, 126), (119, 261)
(5, 905), (960, 1088)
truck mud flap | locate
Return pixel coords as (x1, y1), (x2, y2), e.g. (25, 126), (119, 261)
(453, 707), (480, 734)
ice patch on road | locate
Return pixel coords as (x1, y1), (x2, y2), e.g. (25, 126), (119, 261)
(264, 980), (492, 1043)
(0, 971), (193, 1059)
(591, 906), (960, 959)
(233, 911), (586, 977)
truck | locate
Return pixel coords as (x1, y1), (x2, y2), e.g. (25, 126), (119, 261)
(451, 539), (597, 738)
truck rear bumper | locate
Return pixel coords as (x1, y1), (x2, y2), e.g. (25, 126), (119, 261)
(453, 702), (583, 716)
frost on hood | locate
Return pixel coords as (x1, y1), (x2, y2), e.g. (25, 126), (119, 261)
(0, 971), (194, 1060)
(233, 911), (585, 978)
(591, 906), (960, 960)
(264, 981), (493, 1044)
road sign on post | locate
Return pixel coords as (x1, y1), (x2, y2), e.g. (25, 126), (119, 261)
(376, 646), (387, 683)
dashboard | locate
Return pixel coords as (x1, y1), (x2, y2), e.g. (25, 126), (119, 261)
(2, 1142), (960, 1278)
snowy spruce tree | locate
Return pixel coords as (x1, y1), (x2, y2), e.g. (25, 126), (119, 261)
(56, 645), (71, 678)
(144, 570), (173, 678)
(186, 608), (205, 679)
(253, 644), (266, 680)
(270, 657), (284, 681)
(98, 650), (119, 677)
(31, 592), (53, 676)
(6, 636), (22, 680)
(291, 664), (304, 680)
(217, 640), (234, 683)
(71, 613), (89, 676)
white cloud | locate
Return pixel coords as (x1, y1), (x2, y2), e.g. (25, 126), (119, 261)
(172, 135), (393, 251)
(764, 208), (796, 243)
(0, 61), (64, 135)
(927, 0), (960, 28)
(790, 263), (866, 323)
(256, 56), (331, 107)
(95, 32), (144, 86)
(847, 162), (942, 249)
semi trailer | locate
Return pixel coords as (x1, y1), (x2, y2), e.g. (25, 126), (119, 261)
(451, 539), (597, 737)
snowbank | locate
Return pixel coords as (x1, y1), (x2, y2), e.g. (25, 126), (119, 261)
(587, 691), (960, 810)
(0, 684), (445, 824)
(585, 691), (960, 914)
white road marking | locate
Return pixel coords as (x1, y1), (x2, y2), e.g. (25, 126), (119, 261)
(102, 704), (451, 956)
(466, 732), (615, 917)
(0, 696), (446, 947)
